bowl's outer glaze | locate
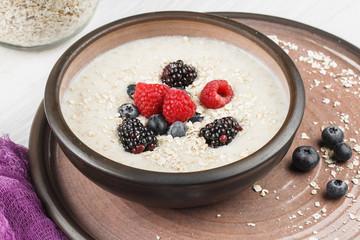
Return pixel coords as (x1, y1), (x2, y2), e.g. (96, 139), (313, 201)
(57, 138), (294, 208)
(44, 11), (305, 208)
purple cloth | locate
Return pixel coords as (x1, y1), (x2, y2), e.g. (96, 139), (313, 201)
(0, 135), (68, 240)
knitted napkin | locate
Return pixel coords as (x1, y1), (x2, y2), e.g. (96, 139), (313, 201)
(0, 135), (68, 240)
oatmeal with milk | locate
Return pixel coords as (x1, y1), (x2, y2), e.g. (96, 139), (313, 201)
(62, 36), (289, 172)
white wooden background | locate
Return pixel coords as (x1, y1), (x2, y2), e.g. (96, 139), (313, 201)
(1, 0), (359, 147)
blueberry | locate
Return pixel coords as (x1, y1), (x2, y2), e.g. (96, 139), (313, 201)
(322, 126), (344, 148)
(118, 103), (139, 119)
(147, 114), (168, 135)
(326, 179), (348, 198)
(167, 121), (187, 138)
(188, 112), (204, 123)
(333, 142), (352, 162)
(292, 146), (320, 171)
(127, 84), (136, 99)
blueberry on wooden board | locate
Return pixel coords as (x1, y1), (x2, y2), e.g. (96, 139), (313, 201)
(333, 142), (352, 162)
(326, 179), (348, 198)
(292, 146), (320, 171)
(321, 126), (344, 148)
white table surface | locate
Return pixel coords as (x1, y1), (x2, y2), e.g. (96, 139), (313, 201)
(1, 0), (360, 147)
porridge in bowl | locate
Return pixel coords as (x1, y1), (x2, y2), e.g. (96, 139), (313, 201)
(62, 36), (289, 172)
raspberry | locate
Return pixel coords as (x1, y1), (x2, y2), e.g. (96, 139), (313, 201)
(117, 118), (157, 154)
(162, 88), (196, 125)
(199, 116), (242, 148)
(161, 60), (197, 88)
(200, 80), (234, 109)
(133, 83), (170, 118)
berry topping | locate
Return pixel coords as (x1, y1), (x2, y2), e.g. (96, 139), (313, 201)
(199, 116), (242, 148)
(133, 83), (170, 118)
(167, 121), (187, 138)
(117, 118), (157, 154)
(322, 126), (344, 148)
(333, 142), (352, 162)
(147, 114), (168, 135)
(127, 84), (136, 99)
(292, 146), (319, 171)
(162, 88), (196, 125)
(118, 103), (139, 119)
(161, 60), (197, 88)
(200, 80), (234, 109)
(188, 112), (204, 123)
(326, 179), (348, 198)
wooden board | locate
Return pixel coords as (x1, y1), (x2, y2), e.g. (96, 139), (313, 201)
(29, 13), (360, 240)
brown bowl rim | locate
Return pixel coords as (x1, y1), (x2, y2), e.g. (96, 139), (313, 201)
(44, 11), (305, 186)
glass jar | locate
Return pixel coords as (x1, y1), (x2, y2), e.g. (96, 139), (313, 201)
(0, 0), (99, 49)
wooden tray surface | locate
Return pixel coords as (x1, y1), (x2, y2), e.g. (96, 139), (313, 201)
(29, 13), (360, 240)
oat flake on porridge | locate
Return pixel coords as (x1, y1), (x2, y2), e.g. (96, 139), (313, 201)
(62, 36), (289, 172)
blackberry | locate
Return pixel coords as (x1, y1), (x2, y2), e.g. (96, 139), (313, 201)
(199, 116), (243, 148)
(161, 60), (197, 88)
(117, 118), (157, 154)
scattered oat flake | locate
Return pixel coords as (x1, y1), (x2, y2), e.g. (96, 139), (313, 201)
(260, 189), (269, 197)
(216, 214), (221, 218)
(311, 189), (317, 195)
(315, 202), (321, 207)
(347, 193), (355, 198)
(156, 235), (161, 240)
(313, 213), (321, 220)
(353, 144), (360, 152)
(333, 101), (340, 107)
(301, 133), (310, 139)
(322, 98), (330, 104)
(247, 223), (256, 227)
(252, 184), (262, 192)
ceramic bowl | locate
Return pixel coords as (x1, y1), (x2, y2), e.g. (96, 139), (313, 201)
(44, 11), (305, 208)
